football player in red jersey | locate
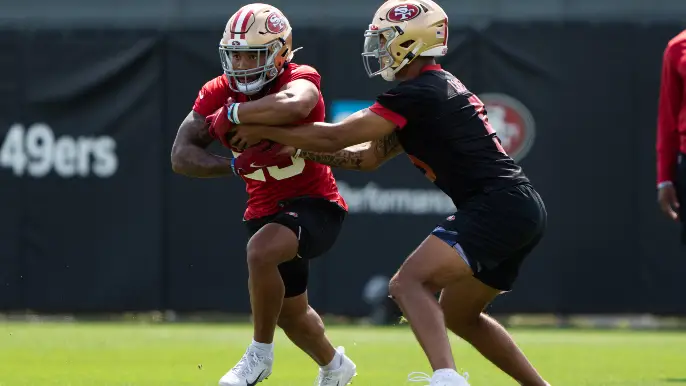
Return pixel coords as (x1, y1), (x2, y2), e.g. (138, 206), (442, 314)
(170, 4), (356, 386)
(230, 1), (550, 386)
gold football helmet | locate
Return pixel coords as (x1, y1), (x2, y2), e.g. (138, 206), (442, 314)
(362, 0), (449, 81)
(219, 3), (294, 95)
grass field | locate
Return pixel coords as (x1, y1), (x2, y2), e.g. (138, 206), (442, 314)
(1, 322), (685, 385)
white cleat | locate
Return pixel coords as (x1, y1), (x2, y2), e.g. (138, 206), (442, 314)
(219, 345), (273, 386)
(408, 370), (470, 386)
(314, 346), (357, 386)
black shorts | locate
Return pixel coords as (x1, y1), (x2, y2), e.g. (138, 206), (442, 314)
(677, 153), (686, 244)
(244, 197), (347, 298)
(432, 183), (547, 291)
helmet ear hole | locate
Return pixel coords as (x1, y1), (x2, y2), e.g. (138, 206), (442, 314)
(400, 40), (415, 48)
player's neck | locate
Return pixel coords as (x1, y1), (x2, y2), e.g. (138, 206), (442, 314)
(397, 58), (436, 81)
(242, 85), (272, 101)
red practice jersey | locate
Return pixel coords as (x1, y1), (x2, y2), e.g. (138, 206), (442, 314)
(657, 30), (686, 185)
(193, 63), (347, 220)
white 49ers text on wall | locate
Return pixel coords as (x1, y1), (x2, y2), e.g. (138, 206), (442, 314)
(0, 123), (118, 178)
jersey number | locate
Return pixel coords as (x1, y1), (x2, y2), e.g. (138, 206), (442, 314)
(231, 151), (306, 182)
(468, 95), (508, 155)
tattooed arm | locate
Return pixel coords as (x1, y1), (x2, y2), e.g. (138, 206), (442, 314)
(298, 132), (403, 171)
(170, 111), (234, 178)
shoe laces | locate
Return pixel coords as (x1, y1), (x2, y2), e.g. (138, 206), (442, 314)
(232, 349), (263, 378)
(408, 372), (432, 385)
(314, 369), (337, 385)
(407, 371), (470, 385)
(315, 347), (345, 385)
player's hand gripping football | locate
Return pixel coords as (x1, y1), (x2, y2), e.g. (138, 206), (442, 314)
(206, 97), (236, 148)
(231, 141), (295, 176)
(658, 183), (680, 221)
(231, 124), (268, 150)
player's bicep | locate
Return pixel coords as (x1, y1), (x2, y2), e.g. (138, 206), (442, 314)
(333, 108), (398, 147)
(368, 101), (408, 129)
(373, 132), (404, 163)
(281, 79), (320, 114)
(174, 111), (213, 149)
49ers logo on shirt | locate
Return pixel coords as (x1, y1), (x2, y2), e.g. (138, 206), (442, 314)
(266, 12), (287, 34)
(479, 93), (536, 162)
(386, 4), (421, 22)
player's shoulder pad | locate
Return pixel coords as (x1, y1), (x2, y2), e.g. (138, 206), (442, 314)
(285, 63), (321, 88)
(669, 30), (686, 46)
(201, 75), (229, 93)
(665, 31), (686, 57)
(193, 75), (232, 116)
(383, 79), (438, 102)
(289, 63), (320, 76)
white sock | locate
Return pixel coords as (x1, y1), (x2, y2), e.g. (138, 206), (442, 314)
(251, 339), (274, 352)
(321, 351), (342, 371)
(434, 368), (460, 378)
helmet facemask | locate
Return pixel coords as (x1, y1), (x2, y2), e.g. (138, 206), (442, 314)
(219, 38), (286, 95)
(362, 25), (423, 82)
(362, 26), (398, 81)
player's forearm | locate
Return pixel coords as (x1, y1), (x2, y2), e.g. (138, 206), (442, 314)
(171, 145), (233, 178)
(657, 136), (679, 184)
(262, 124), (347, 153)
(236, 92), (311, 125)
(300, 144), (379, 171)
(656, 99), (681, 184)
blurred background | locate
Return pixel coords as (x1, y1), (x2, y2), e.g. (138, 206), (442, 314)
(1, 0), (686, 324)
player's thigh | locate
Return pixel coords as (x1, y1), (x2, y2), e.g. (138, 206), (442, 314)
(438, 276), (500, 329)
(275, 197), (347, 259)
(246, 221), (300, 266)
(391, 234), (474, 293)
(434, 184), (546, 290)
(473, 251), (530, 292)
(245, 215), (309, 298)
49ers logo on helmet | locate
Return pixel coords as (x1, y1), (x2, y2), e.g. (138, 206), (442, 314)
(386, 4), (421, 22)
(479, 93), (536, 162)
(266, 12), (287, 34)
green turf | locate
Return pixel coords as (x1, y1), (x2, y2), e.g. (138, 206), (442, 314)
(0, 322), (684, 385)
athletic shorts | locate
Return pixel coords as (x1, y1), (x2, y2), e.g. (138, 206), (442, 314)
(432, 183), (547, 291)
(244, 197), (347, 298)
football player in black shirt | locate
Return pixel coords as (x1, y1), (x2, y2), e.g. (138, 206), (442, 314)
(231, 1), (549, 385)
